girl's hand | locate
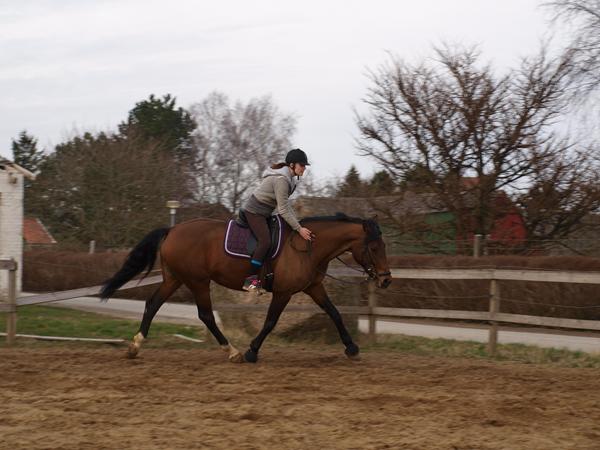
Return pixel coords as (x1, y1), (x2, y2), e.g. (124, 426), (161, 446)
(299, 227), (313, 241)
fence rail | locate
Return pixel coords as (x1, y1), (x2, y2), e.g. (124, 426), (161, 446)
(388, 267), (600, 283)
(385, 237), (600, 257)
(17, 275), (163, 307)
(3, 259), (600, 354)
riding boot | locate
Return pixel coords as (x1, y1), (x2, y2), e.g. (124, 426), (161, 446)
(242, 275), (262, 291)
(243, 259), (263, 292)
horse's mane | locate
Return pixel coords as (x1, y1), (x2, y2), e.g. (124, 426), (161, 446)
(300, 212), (382, 241)
(300, 212), (364, 224)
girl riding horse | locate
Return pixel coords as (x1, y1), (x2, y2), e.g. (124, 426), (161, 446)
(239, 148), (313, 291)
(100, 151), (392, 362)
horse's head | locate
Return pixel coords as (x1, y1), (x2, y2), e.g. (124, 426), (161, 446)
(349, 217), (392, 289)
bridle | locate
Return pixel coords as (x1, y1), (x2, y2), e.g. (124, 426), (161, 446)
(360, 239), (392, 280)
(323, 240), (390, 285)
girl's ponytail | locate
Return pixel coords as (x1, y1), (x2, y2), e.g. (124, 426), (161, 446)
(270, 162), (287, 170)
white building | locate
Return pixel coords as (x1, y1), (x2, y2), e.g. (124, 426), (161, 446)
(0, 159), (35, 297)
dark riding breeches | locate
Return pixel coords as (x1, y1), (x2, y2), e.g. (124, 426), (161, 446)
(244, 211), (271, 265)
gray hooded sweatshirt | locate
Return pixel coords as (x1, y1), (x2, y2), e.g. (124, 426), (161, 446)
(242, 166), (302, 231)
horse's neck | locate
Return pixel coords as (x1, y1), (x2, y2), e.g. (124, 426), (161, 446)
(310, 223), (361, 264)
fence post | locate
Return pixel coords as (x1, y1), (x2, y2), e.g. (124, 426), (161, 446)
(487, 278), (500, 356)
(6, 261), (17, 345)
(88, 240), (96, 254)
(368, 280), (377, 344)
(473, 234), (483, 258)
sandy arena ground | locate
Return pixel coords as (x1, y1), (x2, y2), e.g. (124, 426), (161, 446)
(1, 346), (600, 450)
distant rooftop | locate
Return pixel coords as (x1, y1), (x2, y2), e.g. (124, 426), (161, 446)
(23, 217), (56, 245)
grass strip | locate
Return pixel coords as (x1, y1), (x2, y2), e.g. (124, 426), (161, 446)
(0, 305), (205, 349)
(2, 305), (600, 367)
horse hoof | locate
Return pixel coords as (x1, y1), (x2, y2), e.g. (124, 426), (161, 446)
(127, 343), (139, 359)
(244, 350), (258, 363)
(345, 344), (360, 360)
(221, 344), (244, 363)
(229, 351), (245, 363)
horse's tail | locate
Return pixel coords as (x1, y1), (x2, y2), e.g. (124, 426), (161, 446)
(100, 228), (170, 301)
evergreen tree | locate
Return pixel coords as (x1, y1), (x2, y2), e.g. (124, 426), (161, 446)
(337, 165), (366, 197)
(369, 170), (396, 195)
(11, 130), (45, 175)
(11, 130), (45, 204)
(399, 163), (435, 192)
(119, 94), (197, 161)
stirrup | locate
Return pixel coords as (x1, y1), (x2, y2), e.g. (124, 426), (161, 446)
(242, 276), (262, 292)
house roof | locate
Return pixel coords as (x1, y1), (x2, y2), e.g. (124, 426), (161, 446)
(23, 217), (56, 245)
(294, 188), (518, 222)
(294, 192), (447, 219)
(0, 158), (36, 180)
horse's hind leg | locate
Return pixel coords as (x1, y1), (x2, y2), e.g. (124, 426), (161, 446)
(128, 275), (181, 358)
(189, 279), (243, 363)
(304, 282), (360, 360)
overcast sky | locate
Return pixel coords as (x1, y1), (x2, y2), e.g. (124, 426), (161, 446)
(1, 0), (564, 179)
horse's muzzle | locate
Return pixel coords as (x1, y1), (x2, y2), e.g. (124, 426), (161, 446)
(377, 272), (392, 289)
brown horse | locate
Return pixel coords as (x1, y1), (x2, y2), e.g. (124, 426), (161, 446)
(100, 213), (392, 362)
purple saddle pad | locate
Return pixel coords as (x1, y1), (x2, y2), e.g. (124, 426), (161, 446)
(224, 215), (284, 259)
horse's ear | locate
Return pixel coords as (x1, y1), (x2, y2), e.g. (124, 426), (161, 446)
(364, 215), (378, 228)
(364, 216), (382, 237)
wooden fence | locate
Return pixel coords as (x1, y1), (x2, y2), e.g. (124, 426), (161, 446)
(2, 258), (600, 355)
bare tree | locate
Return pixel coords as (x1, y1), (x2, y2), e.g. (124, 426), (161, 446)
(291, 169), (338, 198)
(190, 92), (296, 212)
(546, 0), (600, 95)
(517, 146), (600, 242)
(356, 45), (600, 246)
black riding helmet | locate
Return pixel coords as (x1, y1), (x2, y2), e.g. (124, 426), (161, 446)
(285, 148), (310, 166)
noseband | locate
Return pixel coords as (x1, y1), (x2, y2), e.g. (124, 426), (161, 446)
(361, 241), (391, 280)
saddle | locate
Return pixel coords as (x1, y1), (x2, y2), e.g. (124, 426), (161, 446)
(224, 213), (286, 293)
(224, 212), (285, 260)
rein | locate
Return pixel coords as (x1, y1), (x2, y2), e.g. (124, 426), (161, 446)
(317, 249), (390, 286)
(289, 234), (370, 285)
(335, 255), (367, 273)
(320, 270), (371, 285)
(312, 254), (372, 286)
(321, 259), (372, 285)
(291, 242), (384, 286)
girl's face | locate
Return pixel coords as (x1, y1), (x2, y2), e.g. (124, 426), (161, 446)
(291, 163), (306, 177)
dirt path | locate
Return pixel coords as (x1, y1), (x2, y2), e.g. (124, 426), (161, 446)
(1, 346), (599, 449)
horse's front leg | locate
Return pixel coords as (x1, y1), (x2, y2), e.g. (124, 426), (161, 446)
(304, 282), (360, 360)
(244, 292), (291, 363)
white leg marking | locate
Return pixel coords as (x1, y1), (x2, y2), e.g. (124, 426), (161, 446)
(221, 344), (244, 363)
(127, 332), (145, 358)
